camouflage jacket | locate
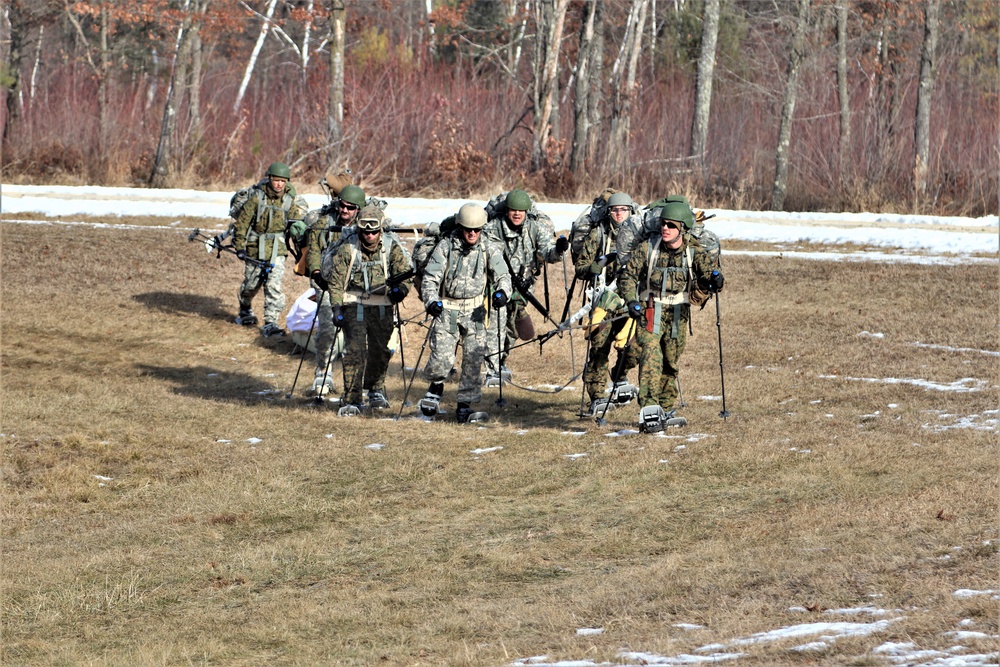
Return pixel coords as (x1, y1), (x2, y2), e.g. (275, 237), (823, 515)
(321, 233), (412, 308)
(304, 203), (347, 275)
(421, 232), (511, 305)
(482, 216), (561, 292)
(617, 234), (715, 307)
(573, 217), (625, 283)
(617, 208), (721, 268)
(232, 183), (304, 258)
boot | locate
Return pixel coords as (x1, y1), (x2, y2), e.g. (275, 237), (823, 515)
(367, 390), (390, 410)
(235, 308), (258, 326)
(418, 382), (444, 417)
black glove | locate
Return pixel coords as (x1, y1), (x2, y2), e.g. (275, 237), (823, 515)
(491, 290), (508, 309)
(555, 235), (569, 254)
(590, 251), (618, 274)
(627, 301), (643, 320)
(389, 285), (406, 304)
(332, 306), (346, 327)
(709, 270), (725, 292)
(235, 249), (248, 261)
(311, 270), (329, 292)
(426, 300), (444, 317)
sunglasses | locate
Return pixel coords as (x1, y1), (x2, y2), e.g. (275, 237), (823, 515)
(609, 206), (631, 214)
(339, 202), (359, 211)
(662, 221), (682, 230)
(359, 229), (380, 236)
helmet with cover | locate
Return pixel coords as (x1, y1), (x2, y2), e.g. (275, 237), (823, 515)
(339, 184), (366, 208)
(607, 192), (633, 210)
(356, 204), (384, 232)
(504, 189), (532, 212)
(660, 201), (693, 228)
(457, 203), (487, 230)
(266, 162), (291, 179)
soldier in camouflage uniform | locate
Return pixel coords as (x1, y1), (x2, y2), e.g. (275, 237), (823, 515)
(232, 162), (306, 337)
(574, 192), (640, 413)
(304, 184), (366, 396)
(419, 204), (512, 422)
(617, 202), (724, 422)
(321, 205), (412, 412)
(616, 195), (722, 269)
(482, 189), (568, 383)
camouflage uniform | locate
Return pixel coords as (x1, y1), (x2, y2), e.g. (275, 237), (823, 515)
(617, 199), (722, 269)
(321, 216), (412, 407)
(482, 208), (563, 375)
(303, 202), (350, 391)
(617, 233), (716, 411)
(574, 215), (638, 403)
(421, 230), (511, 405)
(232, 182), (304, 327)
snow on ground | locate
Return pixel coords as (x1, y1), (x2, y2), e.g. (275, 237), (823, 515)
(3, 185), (998, 667)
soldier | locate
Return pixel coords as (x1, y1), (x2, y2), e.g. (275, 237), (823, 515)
(617, 201), (724, 433)
(304, 183), (366, 397)
(574, 192), (640, 414)
(617, 194), (722, 269)
(321, 204), (412, 415)
(418, 204), (512, 423)
(232, 161), (306, 337)
(482, 189), (568, 384)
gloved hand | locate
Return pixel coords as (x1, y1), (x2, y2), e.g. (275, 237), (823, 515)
(389, 285), (406, 304)
(709, 270), (725, 292)
(235, 249), (248, 261)
(287, 220), (308, 240)
(491, 290), (508, 309)
(426, 300), (444, 317)
(555, 235), (569, 254)
(589, 251), (618, 274)
(332, 306), (346, 327)
(627, 301), (643, 320)
(311, 270), (329, 292)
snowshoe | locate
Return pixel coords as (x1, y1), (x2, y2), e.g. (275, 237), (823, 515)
(235, 309), (258, 327)
(589, 398), (613, 417)
(260, 322), (286, 338)
(609, 380), (638, 405)
(367, 391), (390, 410)
(418, 384), (443, 417)
(337, 404), (362, 417)
(639, 405), (686, 433)
(311, 379), (335, 397)
(483, 367), (512, 388)
(456, 406), (488, 424)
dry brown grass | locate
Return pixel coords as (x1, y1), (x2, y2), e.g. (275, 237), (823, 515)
(2, 219), (998, 666)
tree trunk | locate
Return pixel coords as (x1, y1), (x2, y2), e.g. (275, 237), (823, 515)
(690, 0), (720, 166)
(606, 0), (649, 178)
(770, 0), (810, 211)
(570, 0), (599, 176)
(188, 21), (203, 144)
(150, 19), (193, 187)
(234, 0), (278, 114)
(328, 0), (345, 151)
(913, 0), (940, 201)
(530, 0), (570, 171)
(585, 0), (605, 171)
(835, 0), (850, 191)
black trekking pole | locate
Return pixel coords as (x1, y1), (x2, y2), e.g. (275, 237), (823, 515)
(315, 297), (341, 406)
(396, 317), (434, 420)
(394, 303), (409, 405)
(712, 273), (730, 420)
(595, 323), (635, 427)
(495, 307), (507, 409)
(560, 253), (578, 376)
(578, 277), (597, 418)
(285, 292), (322, 399)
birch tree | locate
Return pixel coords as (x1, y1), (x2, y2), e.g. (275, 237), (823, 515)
(233, 0), (278, 114)
(913, 0), (939, 200)
(328, 0), (345, 151)
(606, 0), (650, 177)
(770, 0), (810, 211)
(569, 0), (599, 176)
(835, 0), (851, 189)
(530, 0), (570, 170)
(690, 0), (720, 166)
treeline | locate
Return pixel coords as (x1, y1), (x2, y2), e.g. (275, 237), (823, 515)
(1, 0), (997, 215)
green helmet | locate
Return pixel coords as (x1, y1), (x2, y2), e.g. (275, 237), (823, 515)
(607, 192), (633, 209)
(660, 201), (694, 228)
(505, 189), (532, 212)
(339, 184), (366, 208)
(266, 162), (291, 179)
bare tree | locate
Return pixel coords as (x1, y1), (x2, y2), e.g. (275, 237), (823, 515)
(63, 1), (112, 158)
(835, 0), (851, 190)
(570, 0), (599, 176)
(530, 0), (570, 170)
(913, 0), (940, 202)
(690, 0), (721, 167)
(606, 0), (650, 178)
(233, 0), (278, 114)
(328, 0), (345, 152)
(770, 0), (810, 211)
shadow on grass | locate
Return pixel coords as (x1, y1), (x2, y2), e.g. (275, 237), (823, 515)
(136, 363), (301, 407)
(133, 291), (231, 322)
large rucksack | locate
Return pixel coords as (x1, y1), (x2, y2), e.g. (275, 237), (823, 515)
(570, 187), (619, 261)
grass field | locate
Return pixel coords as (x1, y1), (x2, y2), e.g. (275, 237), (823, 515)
(2, 219), (998, 666)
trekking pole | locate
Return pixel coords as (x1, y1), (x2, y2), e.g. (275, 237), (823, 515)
(315, 295), (341, 406)
(285, 291), (322, 399)
(560, 252), (578, 376)
(396, 317), (433, 420)
(713, 273), (730, 420)
(595, 323), (635, 427)
(394, 302), (409, 405)
(578, 277), (597, 418)
(495, 306), (507, 409)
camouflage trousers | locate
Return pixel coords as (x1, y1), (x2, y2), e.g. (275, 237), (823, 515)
(484, 299), (531, 375)
(634, 304), (690, 410)
(339, 303), (393, 405)
(584, 309), (639, 401)
(238, 254), (286, 325)
(311, 287), (343, 384)
(423, 305), (489, 405)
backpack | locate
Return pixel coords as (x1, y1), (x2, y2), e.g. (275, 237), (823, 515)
(570, 188), (619, 261)
(484, 191), (555, 236)
(410, 217), (459, 295)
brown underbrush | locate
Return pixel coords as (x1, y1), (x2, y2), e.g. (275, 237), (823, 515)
(1, 219), (997, 666)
